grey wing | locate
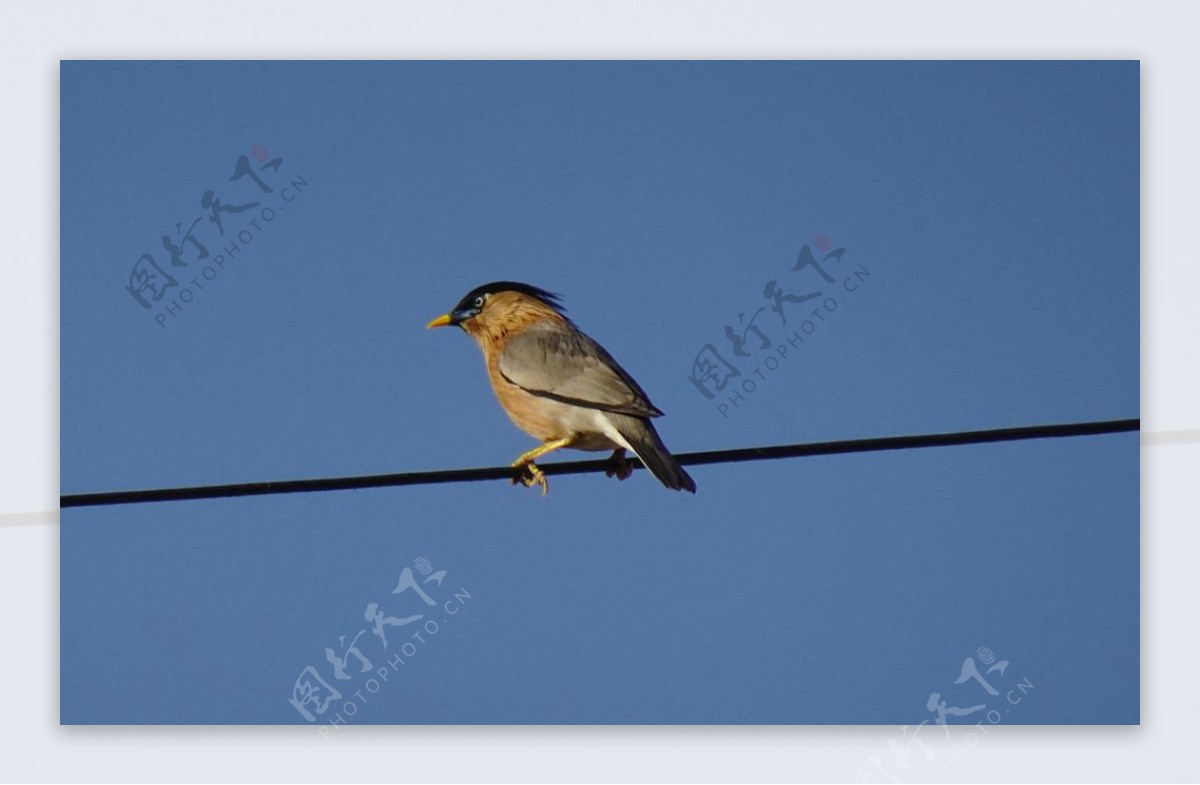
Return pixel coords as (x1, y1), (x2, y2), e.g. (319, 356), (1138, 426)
(497, 321), (664, 418)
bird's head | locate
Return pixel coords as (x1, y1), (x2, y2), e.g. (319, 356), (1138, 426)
(426, 281), (567, 341)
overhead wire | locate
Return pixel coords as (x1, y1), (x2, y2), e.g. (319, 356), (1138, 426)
(59, 418), (1140, 508)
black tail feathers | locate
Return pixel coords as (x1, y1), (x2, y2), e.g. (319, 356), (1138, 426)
(621, 419), (696, 493)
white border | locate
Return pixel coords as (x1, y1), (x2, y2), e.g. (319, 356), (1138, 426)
(3, 0), (1195, 781)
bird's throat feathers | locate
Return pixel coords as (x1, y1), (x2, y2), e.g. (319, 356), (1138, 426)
(463, 290), (569, 351)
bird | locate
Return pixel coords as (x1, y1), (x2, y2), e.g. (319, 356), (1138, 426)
(426, 281), (696, 496)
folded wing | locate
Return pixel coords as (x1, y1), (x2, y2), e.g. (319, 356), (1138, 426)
(497, 321), (664, 418)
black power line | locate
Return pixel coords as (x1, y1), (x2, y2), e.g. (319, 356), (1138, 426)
(60, 417), (1139, 509)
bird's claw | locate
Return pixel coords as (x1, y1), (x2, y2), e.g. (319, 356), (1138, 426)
(512, 461), (550, 496)
(604, 449), (633, 481)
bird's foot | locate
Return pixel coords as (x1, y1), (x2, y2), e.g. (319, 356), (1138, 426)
(604, 449), (633, 481)
(512, 460), (550, 496)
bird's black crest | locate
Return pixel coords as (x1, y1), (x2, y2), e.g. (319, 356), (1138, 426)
(454, 281), (566, 313)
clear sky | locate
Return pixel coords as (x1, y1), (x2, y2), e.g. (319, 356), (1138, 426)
(60, 60), (1138, 724)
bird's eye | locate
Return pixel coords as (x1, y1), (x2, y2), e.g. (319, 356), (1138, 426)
(473, 296), (485, 308)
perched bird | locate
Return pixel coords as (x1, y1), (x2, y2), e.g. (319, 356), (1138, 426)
(426, 281), (696, 496)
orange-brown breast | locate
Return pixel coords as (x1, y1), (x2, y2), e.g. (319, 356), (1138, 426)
(485, 352), (573, 442)
(464, 291), (575, 443)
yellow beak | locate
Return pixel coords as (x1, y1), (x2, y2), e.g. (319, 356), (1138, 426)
(426, 313), (453, 329)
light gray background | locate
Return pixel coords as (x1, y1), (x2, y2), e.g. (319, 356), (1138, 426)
(3, 0), (1195, 781)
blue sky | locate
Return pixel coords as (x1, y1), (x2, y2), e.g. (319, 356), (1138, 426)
(60, 61), (1138, 724)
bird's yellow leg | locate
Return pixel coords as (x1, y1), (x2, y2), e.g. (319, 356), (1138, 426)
(511, 436), (575, 496)
(512, 437), (576, 467)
